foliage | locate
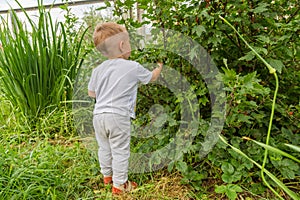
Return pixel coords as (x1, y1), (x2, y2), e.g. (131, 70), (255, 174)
(220, 15), (299, 199)
(0, 0), (88, 123)
(215, 184), (243, 200)
(104, 0), (300, 198)
(0, 0), (299, 199)
(219, 135), (299, 200)
(0, 135), (98, 199)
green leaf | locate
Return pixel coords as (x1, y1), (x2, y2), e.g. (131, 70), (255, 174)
(253, 46), (268, 55)
(175, 161), (188, 173)
(167, 161), (175, 172)
(243, 72), (257, 86)
(250, 182), (266, 195)
(266, 59), (285, 74)
(243, 159), (254, 170)
(227, 189), (238, 200)
(215, 185), (227, 193)
(59, 5), (68, 10)
(185, 170), (205, 181)
(104, 1), (111, 7)
(219, 16), (276, 73)
(221, 67), (236, 82)
(237, 114), (252, 124)
(192, 25), (206, 37)
(239, 51), (255, 61)
(222, 173), (235, 183)
(279, 159), (299, 179)
(229, 184), (243, 193)
(96, 6), (109, 11)
(221, 162), (235, 174)
(256, 35), (270, 44)
(251, 2), (269, 14)
(215, 184), (243, 200)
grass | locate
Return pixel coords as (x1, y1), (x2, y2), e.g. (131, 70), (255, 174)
(1, 136), (95, 199)
(0, 132), (284, 200)
(0, 132), (193, 199)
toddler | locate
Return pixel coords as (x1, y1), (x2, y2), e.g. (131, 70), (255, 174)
(88, 22), (162, 194)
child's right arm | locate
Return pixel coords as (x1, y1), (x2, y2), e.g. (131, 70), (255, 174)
(88, 90), (96, 98)
(150, 62), (163, 82)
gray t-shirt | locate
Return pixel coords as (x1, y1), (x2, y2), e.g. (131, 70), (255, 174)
(88, 58), (152, 118)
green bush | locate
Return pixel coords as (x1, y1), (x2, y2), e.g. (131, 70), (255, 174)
(105, 0), (300, 198)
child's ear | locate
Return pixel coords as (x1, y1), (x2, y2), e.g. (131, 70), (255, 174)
(119, 41), (124, 52)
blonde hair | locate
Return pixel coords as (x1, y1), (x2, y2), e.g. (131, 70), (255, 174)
(93, 22), (127, 57)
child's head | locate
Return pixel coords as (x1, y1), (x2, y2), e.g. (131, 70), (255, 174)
(93, 22), (131, 59)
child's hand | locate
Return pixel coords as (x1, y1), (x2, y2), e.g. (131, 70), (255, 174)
(150, 62), (163, 82)
(157, 62), (163, 68)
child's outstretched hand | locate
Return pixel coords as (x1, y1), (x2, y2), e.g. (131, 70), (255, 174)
(157, 62), (163, 69)
(150, 62), (163, 82)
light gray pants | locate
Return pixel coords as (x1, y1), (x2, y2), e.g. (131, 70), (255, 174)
(93, 113), (131, 187)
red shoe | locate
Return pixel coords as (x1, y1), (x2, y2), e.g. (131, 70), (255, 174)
(103, 176), (112, 185)
(112, 181), (138, 195)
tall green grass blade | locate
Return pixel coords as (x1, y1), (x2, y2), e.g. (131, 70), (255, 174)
(243, 137), (300, 163)
(285, 144), (300, 153)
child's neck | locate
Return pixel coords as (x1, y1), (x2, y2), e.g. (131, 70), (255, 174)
(109, 54), (127, 60)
